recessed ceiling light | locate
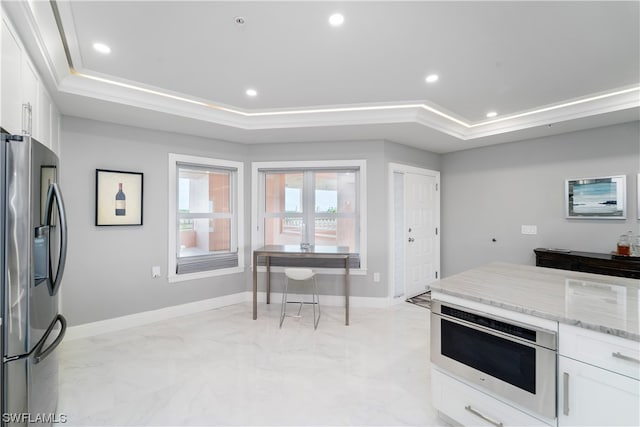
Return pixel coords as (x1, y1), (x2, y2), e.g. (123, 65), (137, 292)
(246, 89), (258, 97)
(425, 74), (439, 83)
(486, 111), (498, 118)
(329, 13), (344, 27)
(92, 42), (111, 54)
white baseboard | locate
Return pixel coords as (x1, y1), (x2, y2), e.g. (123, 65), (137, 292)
(65, 291), (393, 340)
(64, 292), (247, 341)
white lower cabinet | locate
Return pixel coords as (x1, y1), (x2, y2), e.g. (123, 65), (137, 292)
(432, 368), (553, 427)
(558, 356), (639, 426)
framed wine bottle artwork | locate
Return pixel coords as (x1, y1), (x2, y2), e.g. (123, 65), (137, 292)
(95, 169), (143, 226)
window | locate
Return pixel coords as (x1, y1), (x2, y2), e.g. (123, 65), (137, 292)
(253, 160), (366, 270)
(169, 154), (244, 281)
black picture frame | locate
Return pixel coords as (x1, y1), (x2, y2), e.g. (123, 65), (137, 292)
(95, 169), (144, 226)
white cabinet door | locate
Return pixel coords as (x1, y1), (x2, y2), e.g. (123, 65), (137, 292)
(559, 356), (639, 426)
(1, 17), (22, 134)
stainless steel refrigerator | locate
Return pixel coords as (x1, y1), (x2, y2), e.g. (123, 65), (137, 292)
(1, 130), (67, 426)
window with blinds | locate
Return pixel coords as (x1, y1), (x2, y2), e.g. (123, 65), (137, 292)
(169, 154), (244, 279)
(255, 163), (365, 269)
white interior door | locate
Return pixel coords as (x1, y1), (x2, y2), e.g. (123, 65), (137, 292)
(405, 172), (438, 298)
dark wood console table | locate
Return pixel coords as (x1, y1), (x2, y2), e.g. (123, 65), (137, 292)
(534, 248), (640, 279)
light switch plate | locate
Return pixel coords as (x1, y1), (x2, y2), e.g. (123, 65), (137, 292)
(521, 225), (537, 235)
(152, 266), (161, 278)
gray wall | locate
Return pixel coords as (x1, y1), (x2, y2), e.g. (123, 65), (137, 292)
(61, 114), (638, 326)
(248, 140), (441, 298)
(60, 117), (442, 326)
(441, 122), (640, 276)
(60, 117), (249, 326)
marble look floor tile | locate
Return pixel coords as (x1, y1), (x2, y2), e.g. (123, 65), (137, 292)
(57, 302), (447, 426)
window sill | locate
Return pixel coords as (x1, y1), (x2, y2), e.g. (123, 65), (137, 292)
(252, 266), (367, 276)
(168, 266), (245, 283)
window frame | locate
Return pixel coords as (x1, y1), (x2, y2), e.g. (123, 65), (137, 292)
(251, 160), (367, 274)
(168, 153), (244, 282)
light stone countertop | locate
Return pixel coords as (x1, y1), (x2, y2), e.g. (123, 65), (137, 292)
(431, 262), (640, 341)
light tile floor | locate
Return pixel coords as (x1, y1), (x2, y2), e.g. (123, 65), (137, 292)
(57, 301), (446, 426)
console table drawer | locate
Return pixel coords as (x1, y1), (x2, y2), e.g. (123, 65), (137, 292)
(534, 249), (640, 279)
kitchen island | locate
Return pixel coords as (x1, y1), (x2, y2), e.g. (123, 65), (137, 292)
(430, 263), (639, 427)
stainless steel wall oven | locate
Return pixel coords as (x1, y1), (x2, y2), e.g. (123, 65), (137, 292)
(431, 300), (557, 419)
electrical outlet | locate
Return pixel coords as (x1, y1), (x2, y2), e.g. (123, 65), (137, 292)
(151, 266), (161, 278)
(521, 225), (537, 235)
(373, 272), (380, 282)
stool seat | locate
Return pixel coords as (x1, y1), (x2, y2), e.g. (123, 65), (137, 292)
(280, 268), (321, 329)
(285, 268), (315, 281)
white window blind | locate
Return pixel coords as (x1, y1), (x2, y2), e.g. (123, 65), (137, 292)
(169, 154), (244, 280)
(256, 166), (363, 269)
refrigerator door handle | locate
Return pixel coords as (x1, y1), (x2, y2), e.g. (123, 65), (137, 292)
(45, 182), (67, 295)
(34, 314), (67, 364)
(3, 315), (67, 364)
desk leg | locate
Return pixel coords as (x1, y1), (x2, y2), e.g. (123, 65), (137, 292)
(253, 252), (258, 320)
(266, 256), (271, 304)
(345, 257), (350, 326)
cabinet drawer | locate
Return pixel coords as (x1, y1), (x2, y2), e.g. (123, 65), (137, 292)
(432, 368), (552, 427)
(559, 324), (639, 380)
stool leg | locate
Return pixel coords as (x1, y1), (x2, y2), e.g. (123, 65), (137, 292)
(312, 275), (321, 329)
(296, 299), (303, 316)
(280, 275), (289, 328)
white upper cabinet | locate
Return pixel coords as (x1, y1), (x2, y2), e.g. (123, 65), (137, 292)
(1, 15), (23, 135)
(1, 11), (59, 152)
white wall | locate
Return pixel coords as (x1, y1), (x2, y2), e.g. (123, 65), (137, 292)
(441, 122), (640, 276)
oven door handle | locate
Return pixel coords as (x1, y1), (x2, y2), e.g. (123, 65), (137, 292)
(435, 312), (545, 350)
(432, 301), (557, 350)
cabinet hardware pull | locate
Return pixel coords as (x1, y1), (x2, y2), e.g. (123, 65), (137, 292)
(27, 102), (32, 136)
(464, 405), (504, 427)
(22, 103), (28, 135)
(21, 102), (33, 136)
(563, 372), (570, 416)
(612, 351), (640, 364)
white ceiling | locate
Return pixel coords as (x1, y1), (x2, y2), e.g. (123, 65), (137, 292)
(6, 1), (640, 153)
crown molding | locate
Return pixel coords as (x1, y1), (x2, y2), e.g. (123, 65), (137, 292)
(7, 1), (640, 145)
(465, 86), (640, 140)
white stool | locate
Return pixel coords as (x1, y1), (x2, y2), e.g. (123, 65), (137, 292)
(280, 268), (320, 329)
